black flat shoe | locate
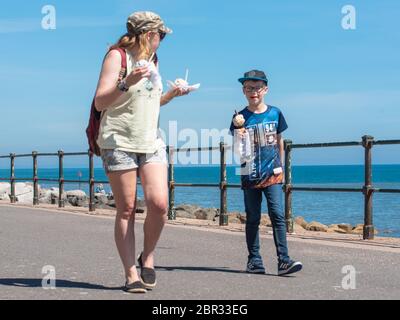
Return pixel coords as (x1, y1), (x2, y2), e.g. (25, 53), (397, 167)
(124, 281), (147, 294)
(138, 252), (157, 289)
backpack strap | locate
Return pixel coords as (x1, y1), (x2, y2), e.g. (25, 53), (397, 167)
(111, 47), (127, 81)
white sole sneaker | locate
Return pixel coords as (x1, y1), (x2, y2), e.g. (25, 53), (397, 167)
(278, 261), (303, 276)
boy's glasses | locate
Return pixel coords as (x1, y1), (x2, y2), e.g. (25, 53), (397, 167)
(244, 85), (265, 93)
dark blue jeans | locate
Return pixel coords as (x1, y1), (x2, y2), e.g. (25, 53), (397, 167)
(244, 184), (290, 263)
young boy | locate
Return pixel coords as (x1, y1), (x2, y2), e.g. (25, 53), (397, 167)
(230, 70), (303, 276)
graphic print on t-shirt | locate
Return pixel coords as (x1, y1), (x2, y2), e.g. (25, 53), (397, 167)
(244, 121), (282, 188)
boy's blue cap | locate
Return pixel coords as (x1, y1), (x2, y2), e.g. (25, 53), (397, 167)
(238, 70), (268, 86)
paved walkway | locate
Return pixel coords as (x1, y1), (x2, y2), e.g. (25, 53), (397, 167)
(1, 204), (399, 300)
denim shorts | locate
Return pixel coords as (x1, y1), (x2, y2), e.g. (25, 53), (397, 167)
(100, 147), (168, 174)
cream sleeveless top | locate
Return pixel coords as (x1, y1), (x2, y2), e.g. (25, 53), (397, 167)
(97, 50), (165, 154)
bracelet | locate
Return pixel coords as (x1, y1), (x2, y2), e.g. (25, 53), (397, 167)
(117, 79), (129, 92)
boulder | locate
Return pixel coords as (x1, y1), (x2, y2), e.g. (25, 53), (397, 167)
(38, 187), (66, 204)
(175, 204), (201, 216)
(94, 193), (109, 206)
(39, 189), (51, 199)
(66, 190), (87, 198)
(16, 192), (34, 203)
(238, 214), (247, 224)
(0, 182), (10, 194)
(194, 208), (218, 220)
(136, 198), (147, 208)
(50, 187), (60, 197)
(65, 190), (88, 207)
(0, 192), (9, 200)
(260, 215), (272, 227)
(107, 199), (116, 208)
(293, 223), (306, 233)
(68, 196), (89, 207)
(337, 223), (353, 233)
(175, 209), (195, 219)
(306, 221), (328, 232)
(295, 216), (308, 229)
(15, 182), (33, 195)
(39, 198), (50, 204)
(228, 214), (241, 224)
(351, 224), (364, 235)
(351, 224), (378, 235)
(174, 204), (202, 219)
(327, 225), (348, 234)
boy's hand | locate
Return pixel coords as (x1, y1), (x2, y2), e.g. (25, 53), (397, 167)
(235, 128), (247, 138)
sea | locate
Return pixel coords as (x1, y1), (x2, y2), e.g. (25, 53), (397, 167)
(1, 165), (399, 238)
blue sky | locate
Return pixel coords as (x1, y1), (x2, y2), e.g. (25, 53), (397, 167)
(1, 0), (399, 167)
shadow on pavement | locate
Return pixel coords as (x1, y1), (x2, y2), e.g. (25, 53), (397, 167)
(154, 266), (285, 277)
(0, 278), (122, 291)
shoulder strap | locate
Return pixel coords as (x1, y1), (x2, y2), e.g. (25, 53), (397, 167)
(109, 48), (127, 81)
(114, 47), (127, 69)
(115, 48), (127, 80)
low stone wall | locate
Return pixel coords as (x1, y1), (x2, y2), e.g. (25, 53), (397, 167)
(0, 182), (378, 235)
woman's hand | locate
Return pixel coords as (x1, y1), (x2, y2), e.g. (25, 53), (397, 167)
(169, 86), (190, 98)
(161, 87), (190, 106)
(125, 66), (151, 87)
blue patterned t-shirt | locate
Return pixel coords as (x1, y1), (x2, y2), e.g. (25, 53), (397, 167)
(230, 105), (288, 189)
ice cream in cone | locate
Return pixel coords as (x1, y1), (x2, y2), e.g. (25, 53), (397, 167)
(233, 111), (246, 134)
(174, 78), (189, 87)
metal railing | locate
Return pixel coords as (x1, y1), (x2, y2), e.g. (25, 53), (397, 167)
(1, 136), (399, 240)
(283, 136), (400, 240)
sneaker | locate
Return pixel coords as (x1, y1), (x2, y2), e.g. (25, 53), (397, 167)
(246, 259), (266, 274)
(137, 252), (157, 289)
(278, 260), (303, 276)
(124, 281), (147, 294)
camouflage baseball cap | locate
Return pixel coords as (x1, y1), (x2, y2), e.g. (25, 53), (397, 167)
(127, 11), (172, 35)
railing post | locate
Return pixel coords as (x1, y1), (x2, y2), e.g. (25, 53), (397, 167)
(167, 146), (176, 220)
(32, 151), (39, 205)
(10, 153), (16, 203)
(283, 140), (294, 233)
(219, 142), (228, 226)
(89, 151), (95, 212)
(58, 150), (65, 208)
(362, 135), (374, 240)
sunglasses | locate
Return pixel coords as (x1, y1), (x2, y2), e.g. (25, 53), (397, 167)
(159, 31), (166, 41)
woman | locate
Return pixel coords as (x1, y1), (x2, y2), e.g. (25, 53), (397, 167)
(94, 11), (189, 293)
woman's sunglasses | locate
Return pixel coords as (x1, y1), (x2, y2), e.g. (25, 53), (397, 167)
(159, 31), (166, 41)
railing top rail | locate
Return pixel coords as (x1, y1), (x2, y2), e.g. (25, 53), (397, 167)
(36, 153), (60, 157)
(174, 146), (232, 153)
(0, 138), (399, 158)
(291, 141), (361, 149)
(62, 152), (90, 156)
(374, 140), (400, 146)
(13, 154), (34, 158)
(0, 151), (90, 158)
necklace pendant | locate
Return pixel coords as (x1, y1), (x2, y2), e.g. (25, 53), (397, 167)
(145, 80), (154, 91)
